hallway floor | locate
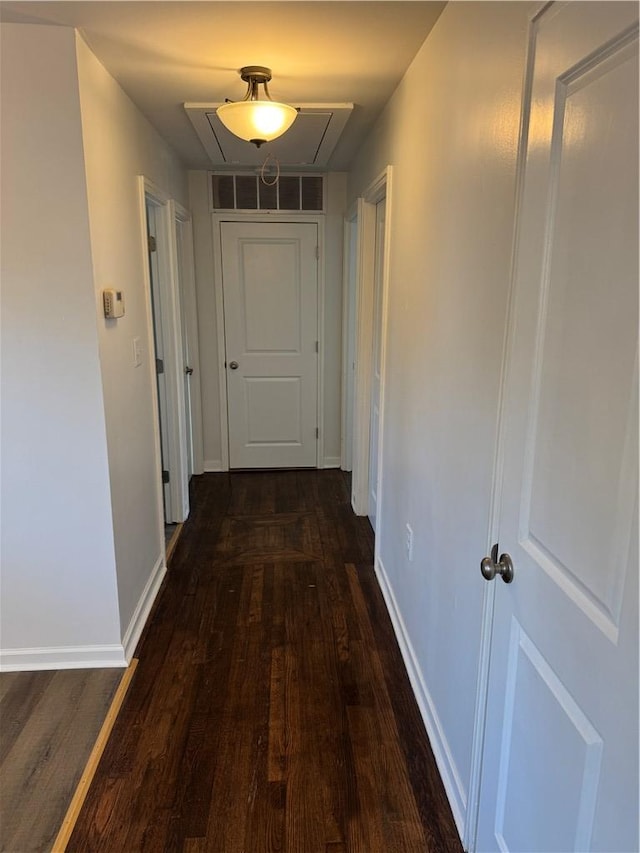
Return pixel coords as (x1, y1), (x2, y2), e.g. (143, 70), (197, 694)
(68, 470), (462, 852)
(0, 667), (122, 852)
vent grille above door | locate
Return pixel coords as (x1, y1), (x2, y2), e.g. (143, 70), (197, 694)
(210, 173), (324, 212)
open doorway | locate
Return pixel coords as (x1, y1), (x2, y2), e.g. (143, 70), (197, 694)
(341, 207), (358, 473)
(146, 200), (173, 522)
(141, 178), (196, 535)
(348, 167), (393, 536)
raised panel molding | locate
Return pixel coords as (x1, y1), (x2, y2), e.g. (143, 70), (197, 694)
(518, 30), (638, 643)
(495, 619), (603, 852)
(244, 377), (303, 445)
(240, 239), (302, 354)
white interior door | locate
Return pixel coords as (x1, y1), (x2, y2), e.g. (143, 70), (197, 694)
(477, 4), (638, 852)
(175, 218), (194, 479)
(368, 198), (386, 529)
(221, 221), (318, 469)
(146, 202), (172, 521)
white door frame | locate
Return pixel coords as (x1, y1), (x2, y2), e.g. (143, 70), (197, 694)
(212, 212), (325, 471)
(340, 202), (359, 471)
(145, 199), (173, 522)
(351, 167), (393, 518)
(139, 176), (190, 523)
(173, 203), (205, 477)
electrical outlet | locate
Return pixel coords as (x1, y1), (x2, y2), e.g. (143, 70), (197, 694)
(405, 523), (414, 562)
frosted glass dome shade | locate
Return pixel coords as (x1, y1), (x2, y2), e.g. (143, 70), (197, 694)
(216, 100), (298, 146)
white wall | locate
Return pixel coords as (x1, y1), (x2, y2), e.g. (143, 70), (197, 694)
(189, 170), (345, 470)
(75, 35), (189, 646)
(0, 24), (122, 668)
(347, 1), (530, 834)
(0, 22), (191, 669)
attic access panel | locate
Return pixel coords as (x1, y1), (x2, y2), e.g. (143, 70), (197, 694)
(184, 103), (353, 168)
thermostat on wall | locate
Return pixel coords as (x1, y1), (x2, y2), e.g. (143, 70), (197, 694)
(103, 288), (125, 319)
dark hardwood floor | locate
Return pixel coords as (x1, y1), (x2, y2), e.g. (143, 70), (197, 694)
(68, 470), (462, 852)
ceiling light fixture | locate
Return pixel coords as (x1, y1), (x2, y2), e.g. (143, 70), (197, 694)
(216, 66), (298, 148)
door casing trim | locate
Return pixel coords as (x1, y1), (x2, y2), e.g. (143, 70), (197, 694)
(351, 167), (393, 521)
(173, 204), (205, 477)
(139, 177), (190, 526)
(340, 202), (359, 472)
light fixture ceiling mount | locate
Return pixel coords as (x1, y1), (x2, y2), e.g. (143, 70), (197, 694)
(216, 66), (298, 148)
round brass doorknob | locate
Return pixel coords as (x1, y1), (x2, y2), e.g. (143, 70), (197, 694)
(229, 361), (239, 370)
(480, 552), (514, 584)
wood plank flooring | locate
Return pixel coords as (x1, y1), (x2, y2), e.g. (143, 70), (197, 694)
(0, 668), (122, 852)
(68, 471), (463, 852)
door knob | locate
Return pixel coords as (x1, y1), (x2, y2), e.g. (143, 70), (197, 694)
(229, 361), (239, 370)
(480, 548), (514, 583)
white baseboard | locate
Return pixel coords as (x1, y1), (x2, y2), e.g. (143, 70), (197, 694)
(322, 456), (341, 469)
(375, 555), (468, 841)
(0, 643), (127, 672)
(203, 459), (223, 472)
(121, 554), (166, 662)
(0, 554), (167, 672)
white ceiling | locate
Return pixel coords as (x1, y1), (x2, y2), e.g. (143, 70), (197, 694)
(0, 1), (446, 170)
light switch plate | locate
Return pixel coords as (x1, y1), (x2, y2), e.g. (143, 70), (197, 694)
(133, 336), (143, 368)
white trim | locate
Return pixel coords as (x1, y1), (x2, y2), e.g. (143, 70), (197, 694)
(142, 176), (171, 206)
(375, 555), (467, 842)
(351, 167), (393, 517)
(204, 459), (224, 472)
(351, 197), (375, 513)
(372, 170), (393, 560)
(316, 217), (326, 469)
(211, 212), (326, 471)
(164, 199), (190, 520)
(140, 177), (191, 522)
(323, 456), (341, 469)
(340, 216), (351, 470)
(211, 214), (230, 471)
(137, 177), (167, 553)
(0, 644), (127, 672)
(340, 202), (359, 471)
(363, 169), (390, 206)
(121, 553), (167, 662)
(175, 207), (205, 477)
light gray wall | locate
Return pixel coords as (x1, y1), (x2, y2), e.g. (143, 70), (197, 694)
(0, 22), (191, 668)
(75, 34), (189, 642)
(346, 1), (530, 833)
(189, 170), (346, 470)
(0, 24), (121, 665)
